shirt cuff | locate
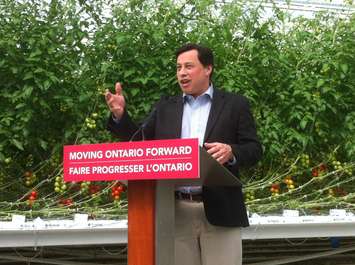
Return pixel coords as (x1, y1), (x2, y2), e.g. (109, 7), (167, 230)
(227, 155), (237, 166)
(112, 114), (120, 123)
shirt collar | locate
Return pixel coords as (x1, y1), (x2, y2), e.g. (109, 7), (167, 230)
(183, 84), (214, 102)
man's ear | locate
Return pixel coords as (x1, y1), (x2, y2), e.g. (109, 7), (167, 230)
(205, 65), (213, 77)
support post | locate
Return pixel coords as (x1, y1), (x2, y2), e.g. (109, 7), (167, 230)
(128, 180), (155, 265)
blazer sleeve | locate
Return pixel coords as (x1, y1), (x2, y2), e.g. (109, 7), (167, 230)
(106, 97), (165, 141)
(229, 96), (262, 171)
(107, 110), (138, 141)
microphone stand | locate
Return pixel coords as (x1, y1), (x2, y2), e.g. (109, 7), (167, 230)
(129, 107), (157, 142)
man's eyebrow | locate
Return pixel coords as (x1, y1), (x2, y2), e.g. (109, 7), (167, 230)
(176, 62), (194, 67)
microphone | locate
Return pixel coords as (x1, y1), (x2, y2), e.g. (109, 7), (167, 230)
(128, 106), (157, 142)
(128, 95), (168, 142)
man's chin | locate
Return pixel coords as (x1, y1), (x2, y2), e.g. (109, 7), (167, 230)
(180, 86), (192, 94)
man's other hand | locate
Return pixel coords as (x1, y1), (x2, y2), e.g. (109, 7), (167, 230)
(204, 142), (233, 165)
(105, 82), (126, 119)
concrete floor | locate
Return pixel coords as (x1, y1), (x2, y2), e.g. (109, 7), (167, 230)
(0, 237), (355, 265)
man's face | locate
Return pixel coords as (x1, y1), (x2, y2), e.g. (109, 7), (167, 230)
(176, 49), (212, 97)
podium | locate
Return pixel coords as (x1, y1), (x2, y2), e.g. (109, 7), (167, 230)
(129, 147), (241, 265)
(63, 139), (241, 265)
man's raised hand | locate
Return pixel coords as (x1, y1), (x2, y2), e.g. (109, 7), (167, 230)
(105, 82), (126, 119)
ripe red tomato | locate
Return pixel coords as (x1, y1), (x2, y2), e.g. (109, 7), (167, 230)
(319, 164), (327, 171)
(271, 183), (279, 189)
(24, 171), (32, 177)
(312, 168), (319, 177)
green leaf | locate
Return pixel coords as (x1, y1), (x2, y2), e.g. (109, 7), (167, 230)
(340, 64), (348, 74)
(101, 62), (110, 73)
(12, 139), (24, 150)
(30, 49), (42, 58)
(43, 80), (51, 90)
(130, 88), (139, 96)
(39, 99), (50, 109)
(11, 67), (18, 74)
(22, 127), (29, 137)
(79, 94), (89, 102)
(300, 118), (307, 129)
(124, 69), (135, 78)
(116, 35), (126, 44)
(321, 86), (332, 93)
(48, 73), (59, 84)
(34, 68), (44, 73)
(39, 140), (48, 150)
(316, 79), (325, 88)
(141, 77), (148, 85)
(23, 72), (34, 80)
(322, 63), (329, 72)
(23, 85), (34, 97)
(15, 103), (26, 109)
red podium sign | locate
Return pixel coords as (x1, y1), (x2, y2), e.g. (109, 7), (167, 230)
(63, 138), (199, 182)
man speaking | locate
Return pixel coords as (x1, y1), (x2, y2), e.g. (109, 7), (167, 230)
(105, 43), (262, 265)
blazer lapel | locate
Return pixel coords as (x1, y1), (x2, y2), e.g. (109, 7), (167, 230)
(204, 88), (225, 142)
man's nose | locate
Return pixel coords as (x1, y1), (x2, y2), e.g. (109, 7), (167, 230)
(178, 67), (187, 77)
